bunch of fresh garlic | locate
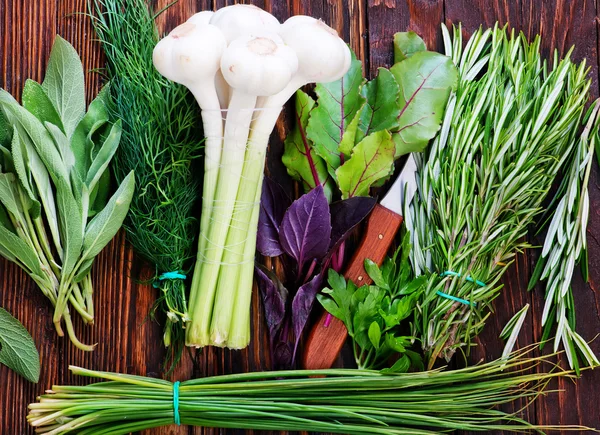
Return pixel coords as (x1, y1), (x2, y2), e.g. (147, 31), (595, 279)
(153, 4), (350, 349)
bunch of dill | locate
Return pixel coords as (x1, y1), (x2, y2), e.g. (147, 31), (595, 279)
(90, 0), (203, 373)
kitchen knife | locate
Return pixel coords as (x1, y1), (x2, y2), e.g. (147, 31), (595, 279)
(302, 154), (418, 370)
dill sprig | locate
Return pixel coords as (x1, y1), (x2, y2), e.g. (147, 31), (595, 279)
(406, 24), (598, 369)
(89, 0), (203, 373)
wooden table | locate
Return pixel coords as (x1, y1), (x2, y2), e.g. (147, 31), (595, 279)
(1, 1), (599, 434)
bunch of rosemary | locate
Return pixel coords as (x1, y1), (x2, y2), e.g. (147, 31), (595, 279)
(406, 24), (600, 368)
(28, 349), (593, 434)
(90, 0), (203, 371)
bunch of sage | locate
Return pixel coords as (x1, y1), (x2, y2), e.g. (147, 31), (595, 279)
(405, 24), (599, 369)
(0, 36), (134, 350)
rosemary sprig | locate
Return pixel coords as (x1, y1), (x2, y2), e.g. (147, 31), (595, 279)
(28, 349), (594, 434)
(90, 0), (203, 373)
(529, 100), (600, 372)
(406, 24), (597, 368)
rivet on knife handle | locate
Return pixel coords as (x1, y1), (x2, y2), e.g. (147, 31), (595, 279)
(302, 204), (404, 370)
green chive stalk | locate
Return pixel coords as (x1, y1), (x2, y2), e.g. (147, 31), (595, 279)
(90, 0), (203, 372)
(406, 24), (599, 368)
(28, 349), (594, 434)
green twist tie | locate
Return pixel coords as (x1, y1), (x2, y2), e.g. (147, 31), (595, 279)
(173, 381), (181, 426)
(436, 271), (485, 307)
(153, 271), (187, 288)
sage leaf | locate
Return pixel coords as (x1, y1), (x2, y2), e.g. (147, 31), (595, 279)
(10, 128), (41, 218)
(0, 307), (40, 383)
(282, 90), (333, 198)
(0, 203), (15, 233)
(70, 86), (110, 180)
(394, 31), (427, 63)
(0, 90), (69, 184)
(42, 36), (85, 139)
(73, 257), (94, 283)
(46, 122), (75, 171)
(0, 172), (25, 220)
(22, 79), (65, 132)
(88, 169), (111, 217)
(85, 119), (121, 192)
(390, 51), (458, 157)
(0, 223), (44, 277)
(81, 171), (135, 262)
(56, 178), (83, 277)
(306, 51), (365, 172)
(335, 130), (396, 199)
(0, 110), (10, 148)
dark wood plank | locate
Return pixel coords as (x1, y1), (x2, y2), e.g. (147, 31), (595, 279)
(367, 0), (444, 77)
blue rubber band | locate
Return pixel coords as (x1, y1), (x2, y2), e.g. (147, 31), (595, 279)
(153, 271), (187, 288)
(173, 381), (181, 426)
(437, 271), (486, 307)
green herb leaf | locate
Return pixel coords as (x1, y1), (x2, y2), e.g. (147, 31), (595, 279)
(10, 128), (41, 218)
(357, 67), (401, 140)
(335, 130), (395, 199)
(0, 220), (44, 276)
(42, 36), (85, 139)
(22, 79), (65, 132)
(86, 119), (121, 192)
(394, 31), (427, 63)
(55, 178), (83, 277)
(81, 171), (135, 262)
(88, 169), (111, 217)
(0, 110), (10, 148)
(282, 90), (332, 198)
(338, 106), (362, 158)
(390, 51), (457, 157)
(0, 90), (69, 184)
(0, 307), (40, 383)
(70, 87), (110, 180)
(364, 258), (389, 290)
(381, 354), (411, 374)
(307, 51), (365, 173)
(46, 122), (75, 171)
(368, 321), (381, 350)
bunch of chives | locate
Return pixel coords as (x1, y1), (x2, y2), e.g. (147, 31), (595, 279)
(28, 349), (594, 434)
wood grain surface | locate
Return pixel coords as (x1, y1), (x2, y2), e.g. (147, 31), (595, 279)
(1, 1), (599, 434)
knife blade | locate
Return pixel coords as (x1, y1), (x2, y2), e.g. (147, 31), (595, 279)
(302, 154), (418, 370)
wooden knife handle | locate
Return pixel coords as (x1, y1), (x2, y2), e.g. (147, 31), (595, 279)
(302, 204), (404, 370)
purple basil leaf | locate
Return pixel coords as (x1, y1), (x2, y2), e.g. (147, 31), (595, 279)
(279, 185), (331, 272)
(329, 196), (376, 251)
(291, 272), (324, 363)
(274, 340), (293, 369)
(257, 178), (292, 257)
(255, 264), (288, 341)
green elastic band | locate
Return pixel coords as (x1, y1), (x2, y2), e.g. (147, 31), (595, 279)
(173, 381), (181, 426)
(437, 271), (486, 307)
(153, 271), (187, 288)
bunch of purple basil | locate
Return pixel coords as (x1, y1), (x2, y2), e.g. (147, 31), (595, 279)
(256, 178), (375, 368)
